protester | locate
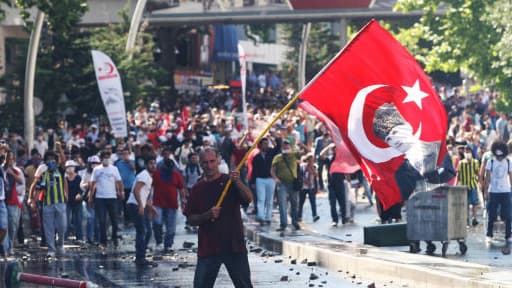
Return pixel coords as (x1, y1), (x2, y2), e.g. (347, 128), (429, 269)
(250, 137), (281, 226)
(3, 150), (24, 255)
(65, 160), (83, 243)
(152, 153), (184, 253)
(115, 147), (136, 225)
(30, 150), (68, 258)
(184, 148), (253, 288)
(456, 145), (480, 227)
(80, 155), (100, 245)
(297, 153), (319, 222)
(271, 139), (302, 232)
(127, 157), (158, 266)
(483, 140), (512, 242)
(89, 150), (124, 248)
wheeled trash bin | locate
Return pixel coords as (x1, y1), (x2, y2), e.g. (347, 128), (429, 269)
(406, 185), (468, 257)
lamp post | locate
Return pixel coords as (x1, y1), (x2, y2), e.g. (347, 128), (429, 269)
(126, 0), (148, 58)
(24, 11), (45, 151)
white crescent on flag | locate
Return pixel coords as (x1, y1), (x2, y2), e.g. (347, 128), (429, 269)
(347, 84), (422, 163)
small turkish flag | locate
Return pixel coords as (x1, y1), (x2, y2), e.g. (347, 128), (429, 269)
(299, 20), (448, 210)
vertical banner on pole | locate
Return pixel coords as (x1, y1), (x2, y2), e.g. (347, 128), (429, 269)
(238, 43), (248, 131)
(91, 50), (128, 138)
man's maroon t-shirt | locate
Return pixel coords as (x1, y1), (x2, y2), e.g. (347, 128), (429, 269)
(152, 169), (184, 209)
(184, 174), (249, 257)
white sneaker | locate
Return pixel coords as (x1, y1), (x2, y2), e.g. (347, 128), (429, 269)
(155, 243), (163, 252)
(47, 252), (56, 258)
(486, 236), (493, 243)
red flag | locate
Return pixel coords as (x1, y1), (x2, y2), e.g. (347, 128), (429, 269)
(299, 20), (448, 210)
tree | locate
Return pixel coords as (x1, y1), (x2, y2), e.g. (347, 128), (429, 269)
(0, 2), (169, 130)
(280, 22), (342, 90)
(394, 0), (512, 109)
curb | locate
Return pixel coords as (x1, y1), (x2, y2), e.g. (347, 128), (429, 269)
(244, 224), (512, 288)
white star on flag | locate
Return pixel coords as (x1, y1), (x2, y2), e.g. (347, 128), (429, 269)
(402, 80), (429, 109)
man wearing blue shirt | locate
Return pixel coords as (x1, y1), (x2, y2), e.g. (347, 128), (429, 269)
(115, 147), (136, 225)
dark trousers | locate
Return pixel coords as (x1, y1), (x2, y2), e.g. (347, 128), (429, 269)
(487, 193), (511, 239)
(194, 253), (253, 288)
(127, 204), (149, 260)
(316, 158), (329, 190)
(123, 188), (131, 223)
(298, 188), (317, 219)
(328, 173), (346, 223)
(66, 202), (83, 240)
(95, 198), (119, 246)
(17, 207), (24, 245)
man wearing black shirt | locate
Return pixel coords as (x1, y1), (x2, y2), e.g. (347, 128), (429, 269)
(250, 137), (281, 225)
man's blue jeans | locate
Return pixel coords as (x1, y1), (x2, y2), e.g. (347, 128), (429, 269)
(152, 207), (177, 249)
(194, 253), (252, 288)
(276, 182), (299, 228)
(255, 178), (275, 222)
(0, 201), (9, 255)
(43, 203), (67, 254)
(86, 204), (99, 243)
(7, 205), (20, 253)
(128, 203), (148, 261)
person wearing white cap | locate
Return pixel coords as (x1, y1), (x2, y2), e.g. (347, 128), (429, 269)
(80, 155), (100, 245)
(87, 124), (99, 143)
(65, 160), (83, 243)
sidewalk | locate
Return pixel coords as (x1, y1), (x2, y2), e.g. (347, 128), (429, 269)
(243, 191), (512, 288)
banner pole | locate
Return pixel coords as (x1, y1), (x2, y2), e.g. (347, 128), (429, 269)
(215, 92), (301, 207)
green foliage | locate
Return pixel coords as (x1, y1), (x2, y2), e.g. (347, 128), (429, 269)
(244, 24), (276, 43)
(15, 0), (88, 40)
(280, 22), (341, 90)
(88, 9), (171, 110)
(0, 2), (169, 130)
(0, 0), (12, 21)
(394, 0), (512, 111)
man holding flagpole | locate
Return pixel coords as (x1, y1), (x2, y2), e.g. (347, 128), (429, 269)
(184, 147), (253, 288)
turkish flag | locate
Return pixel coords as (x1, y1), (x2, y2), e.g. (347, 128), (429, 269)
(299, 20), (448, 210)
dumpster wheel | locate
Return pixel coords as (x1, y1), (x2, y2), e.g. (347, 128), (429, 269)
(458, 241), (468, 255)
(426, 241), (436, 255)
(409, 241), (421, 253)
(441, 242), (449, 257)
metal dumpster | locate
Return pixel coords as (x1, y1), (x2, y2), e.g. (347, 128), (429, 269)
(406, 185), (468, 256)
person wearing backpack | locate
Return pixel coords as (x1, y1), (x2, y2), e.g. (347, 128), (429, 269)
(29, 150), (68, 258)
(483, 140), (512, 243)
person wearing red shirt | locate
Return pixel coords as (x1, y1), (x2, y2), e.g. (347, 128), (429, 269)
(152, 157), (184, 253)
(3, 151), (24, 256)
(185, 148), (253, 288)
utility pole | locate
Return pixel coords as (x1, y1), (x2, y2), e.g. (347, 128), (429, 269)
(24, 11), (45, 151)
(298, 22), (311, 90)
(126, 0), (148, 58)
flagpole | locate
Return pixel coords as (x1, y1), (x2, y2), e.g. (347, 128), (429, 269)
(215, 91), (301, 207)
(216, 20), (377, 207)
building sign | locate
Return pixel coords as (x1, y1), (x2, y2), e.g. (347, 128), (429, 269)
(174, 70), (213, 92)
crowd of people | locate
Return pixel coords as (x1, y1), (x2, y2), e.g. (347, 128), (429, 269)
(0, 78), (511, 284)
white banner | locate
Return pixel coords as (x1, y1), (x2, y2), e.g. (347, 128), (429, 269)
(238, 43), (248, 130)
(91, 50), (128, 138)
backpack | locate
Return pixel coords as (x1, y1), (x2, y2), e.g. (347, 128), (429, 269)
(490, 158), (510, 172)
